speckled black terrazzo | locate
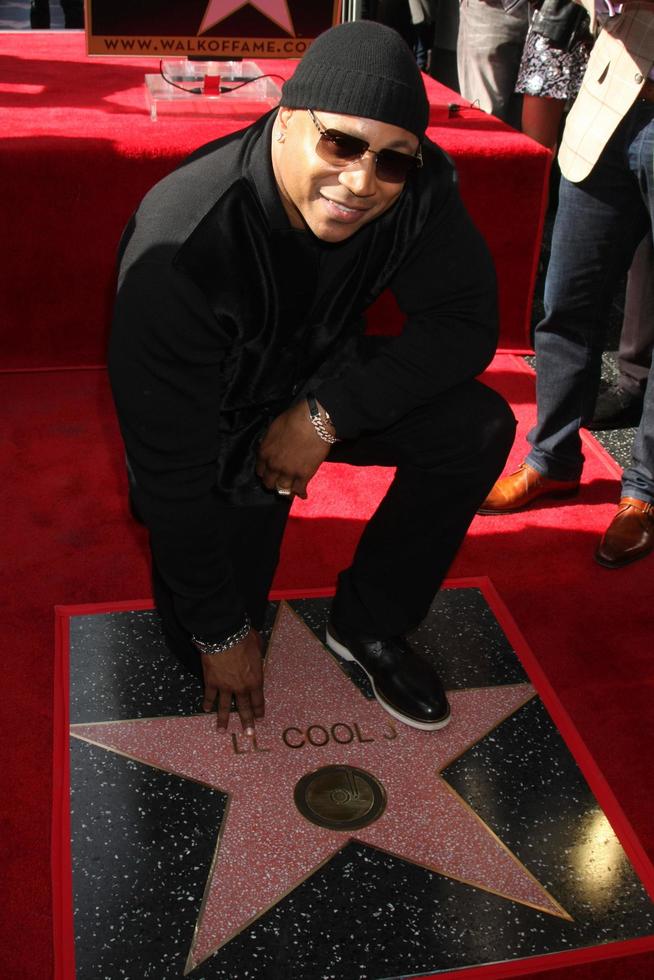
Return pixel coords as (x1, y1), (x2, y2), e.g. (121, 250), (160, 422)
(68, 592), (654, 979)
(71, 740), (227, 980)
(69, 604), (278, 725)
(443, 699), (654, 950)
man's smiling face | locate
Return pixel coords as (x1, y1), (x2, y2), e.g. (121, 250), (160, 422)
(271, 107), (420, 243)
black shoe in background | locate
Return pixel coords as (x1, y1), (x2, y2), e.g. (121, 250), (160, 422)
(586, 382), (644, 431)
(325, 621), (451, 731)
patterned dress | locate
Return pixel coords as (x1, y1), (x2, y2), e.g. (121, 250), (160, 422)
(515, 11), (592, 101)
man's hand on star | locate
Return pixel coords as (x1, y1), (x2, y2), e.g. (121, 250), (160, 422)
(201, 628), (265, 733)
(256, 400), (333, 499)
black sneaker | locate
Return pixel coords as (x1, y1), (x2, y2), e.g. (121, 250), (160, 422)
(586, 383), (644, 431)
(325, 622), (451, 731)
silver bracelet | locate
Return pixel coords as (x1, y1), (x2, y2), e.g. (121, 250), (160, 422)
(192, 616), (251, 656)
(307, 392), (339, 444)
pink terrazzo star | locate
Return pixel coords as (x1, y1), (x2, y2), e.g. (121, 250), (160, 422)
(198, 0), (295, 37)
(72, 602), (571, 973)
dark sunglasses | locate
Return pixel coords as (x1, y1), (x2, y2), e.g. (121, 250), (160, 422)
(307, 109), (423, 184)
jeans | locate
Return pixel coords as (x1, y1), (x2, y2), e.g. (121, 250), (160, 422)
(619, 233), (654, 396)
(527, 100), (654, 503)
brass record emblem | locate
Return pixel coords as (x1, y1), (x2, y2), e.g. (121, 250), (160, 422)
(294, 765), (387, 831)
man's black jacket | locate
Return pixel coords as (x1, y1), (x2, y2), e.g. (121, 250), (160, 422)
(108, 110), (498, 642)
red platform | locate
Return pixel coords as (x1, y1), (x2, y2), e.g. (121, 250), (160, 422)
(0, 33), (550, 370)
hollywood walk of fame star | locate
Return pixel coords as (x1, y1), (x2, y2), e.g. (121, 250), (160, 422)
(198, 0), (295, 37)
(71, 602), (571, 975)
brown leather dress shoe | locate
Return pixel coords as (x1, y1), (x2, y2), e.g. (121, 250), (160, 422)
(478, 462), (579, 514)
(595, 497), (654, 568)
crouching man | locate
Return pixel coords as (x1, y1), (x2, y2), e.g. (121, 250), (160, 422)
(108, 21), (515, 737)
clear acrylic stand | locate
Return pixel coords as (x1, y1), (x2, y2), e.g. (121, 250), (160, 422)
(145, 60), (281, 121)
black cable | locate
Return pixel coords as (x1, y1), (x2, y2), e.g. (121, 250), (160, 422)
(446, 99), (486, 118)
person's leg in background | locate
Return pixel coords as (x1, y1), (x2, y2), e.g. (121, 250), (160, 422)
(30, 0), (50, 29)
(480, 106), (654, 565)
(589, 234), (654, 430)
(521, 94), (566, 151)
(430, 0), (461, 90)
(31, 0), (84, 29)
(408, 0), (438, 70)
(597, 107), (654, 565)
(515, 11), (592, 194)
(456, 0), (529, 127)
(528, 152), (648, 482)
(61, 1), (84, 29)
(369, 0), (414, 47)
(511, 14), (652, 437)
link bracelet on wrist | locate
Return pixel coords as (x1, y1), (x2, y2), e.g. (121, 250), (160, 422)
(192, 617), (251, 656)
(306, 392), (339, 444)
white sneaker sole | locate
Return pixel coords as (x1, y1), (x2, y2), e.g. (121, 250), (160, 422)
(325, 628), (451, 732)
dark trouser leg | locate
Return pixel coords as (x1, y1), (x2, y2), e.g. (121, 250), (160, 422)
(61, 1), (84, 29)
(527, 113), (650, 482)
(30, 1), (50, 28)
(151, 563), (203, 680)
(622, 106), (654, 503)
(619, 234), (654, 396)
(151, 499), (291, 677)
(329, 380), (516, 637)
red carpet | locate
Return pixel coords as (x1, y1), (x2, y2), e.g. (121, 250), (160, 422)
(1, 355), (653, 978)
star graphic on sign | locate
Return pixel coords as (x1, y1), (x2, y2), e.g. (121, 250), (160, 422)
(71, 602), (571, 975)
(198, 0), (295, 37)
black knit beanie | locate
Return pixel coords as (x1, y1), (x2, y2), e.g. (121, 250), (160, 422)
(280, 20), (429, 138)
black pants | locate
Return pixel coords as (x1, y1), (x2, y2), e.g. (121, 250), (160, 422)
(30, 1), (84, 29)
(330, 378), (515, 635)
(150, 379), (515, 673)
(151, 497), (292, 679)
